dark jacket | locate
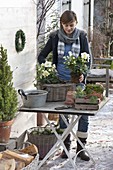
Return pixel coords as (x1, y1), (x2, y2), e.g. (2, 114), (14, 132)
(38, 30), (92, 69)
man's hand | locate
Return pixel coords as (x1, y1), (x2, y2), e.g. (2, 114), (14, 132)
(79, 74), (84, 82)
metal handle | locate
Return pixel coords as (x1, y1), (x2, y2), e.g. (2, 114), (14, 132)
(18, 89), (27, 100)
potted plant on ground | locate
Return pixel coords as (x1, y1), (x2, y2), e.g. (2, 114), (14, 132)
(27, 125), (63, 159)
(27, 126), (57, 159)
(0, 46), (18, 143)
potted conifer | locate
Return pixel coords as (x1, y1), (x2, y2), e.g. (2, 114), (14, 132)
(0, 46), (18, 143)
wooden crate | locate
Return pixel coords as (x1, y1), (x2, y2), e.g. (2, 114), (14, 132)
(74, 98), (101, 110)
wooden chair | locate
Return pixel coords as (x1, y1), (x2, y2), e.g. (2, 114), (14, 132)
(87, 58), (113, 97)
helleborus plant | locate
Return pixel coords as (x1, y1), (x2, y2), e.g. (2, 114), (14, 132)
(35, 61), (61, 87)
(63, 51), (90, 76)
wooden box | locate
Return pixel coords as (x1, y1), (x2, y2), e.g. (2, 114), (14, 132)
(74, 98), (101, 110)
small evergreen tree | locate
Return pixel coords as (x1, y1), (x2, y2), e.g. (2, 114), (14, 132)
(0, 46), (18, 121)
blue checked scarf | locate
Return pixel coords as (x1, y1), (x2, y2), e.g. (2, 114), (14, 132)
(57, 28), (81, 58)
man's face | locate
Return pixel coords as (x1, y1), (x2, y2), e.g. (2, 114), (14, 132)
(61, 21), (77, 35)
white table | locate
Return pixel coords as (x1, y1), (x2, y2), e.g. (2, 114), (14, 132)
(19, 98), (109, 169)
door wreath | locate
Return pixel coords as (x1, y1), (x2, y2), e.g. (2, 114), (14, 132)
(15, 29), (26, 53)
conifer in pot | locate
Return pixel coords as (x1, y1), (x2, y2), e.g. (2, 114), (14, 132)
(0, 46), (18, 142)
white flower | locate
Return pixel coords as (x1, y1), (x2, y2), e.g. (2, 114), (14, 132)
(45, 61), (52, 67)
(68, 51), (73, 56)
(81, 52), (89, 62)
(53, 64), (56, 68)
(41, 63), (45, 67)
(42, 70), (50, 77)
(48, 68), (52, 72)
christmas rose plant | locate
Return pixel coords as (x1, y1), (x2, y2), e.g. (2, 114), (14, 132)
(35, 61), (61, 87)
(63, 51), (90, 76)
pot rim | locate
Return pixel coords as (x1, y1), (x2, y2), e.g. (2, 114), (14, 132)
(24, 90), (48, 96)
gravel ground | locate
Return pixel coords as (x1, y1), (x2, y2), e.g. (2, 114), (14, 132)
(39, 91), (113, 170)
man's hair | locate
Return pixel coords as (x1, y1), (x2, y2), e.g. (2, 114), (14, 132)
(60, 10), (78, 25)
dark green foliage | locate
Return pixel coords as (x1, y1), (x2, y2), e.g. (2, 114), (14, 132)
(31, 128), (54, 135)
(74, 84), (104, 103)
(85, 84), (104, 94)
(30, 126), (63, 135)
(75, 86), (86, 98)
(0, 46), (18, 121)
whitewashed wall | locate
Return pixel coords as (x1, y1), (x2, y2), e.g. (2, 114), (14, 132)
(0, 0), (37, 138)
(0, 0), (37, 89)
(71, 0), (86, 30)
(71, 0), (94, 35)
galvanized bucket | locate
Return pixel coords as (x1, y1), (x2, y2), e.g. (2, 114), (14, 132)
(18, 89), (48, 108)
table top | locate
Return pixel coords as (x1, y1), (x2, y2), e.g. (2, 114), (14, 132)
(19, 98), (109, 116)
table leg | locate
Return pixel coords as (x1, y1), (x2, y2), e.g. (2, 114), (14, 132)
(44, 114), (78, 169)
(37, 113), (78, 169)
(61, 114), (95, 164)
(37, 113), (95, 169)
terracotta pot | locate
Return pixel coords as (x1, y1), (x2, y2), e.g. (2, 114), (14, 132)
(0, 119), (14, 143)
(65, 91), (75, 105)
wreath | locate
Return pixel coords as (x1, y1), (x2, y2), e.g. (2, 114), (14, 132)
(15, 29), (26, 53)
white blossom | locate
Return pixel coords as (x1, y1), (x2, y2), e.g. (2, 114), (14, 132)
(53, 64), (56, 68)
(42, 70), (50, 77)
(68, 51), (73, 56)
(45, 61), (52, 67)
(81, 52), (90, 62)
(41, 63), (45, 67)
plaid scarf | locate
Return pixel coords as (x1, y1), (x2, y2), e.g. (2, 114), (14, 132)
(57, 28), (81, 58)
(57, 40), (80, 58)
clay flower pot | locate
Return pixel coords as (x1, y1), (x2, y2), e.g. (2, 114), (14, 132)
(0, 119), (14, 143)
